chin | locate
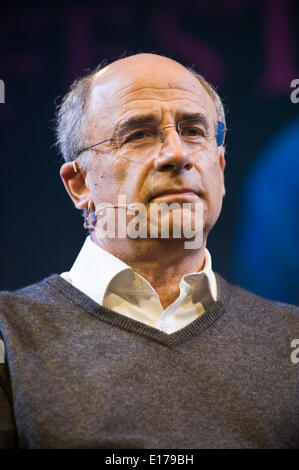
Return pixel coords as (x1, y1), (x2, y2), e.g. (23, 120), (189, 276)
(145, 206), (203, 241)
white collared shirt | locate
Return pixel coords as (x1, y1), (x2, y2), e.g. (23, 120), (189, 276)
(60, 236), (217, 334)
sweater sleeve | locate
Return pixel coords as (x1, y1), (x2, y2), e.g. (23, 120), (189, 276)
(0, 333), (18, 448)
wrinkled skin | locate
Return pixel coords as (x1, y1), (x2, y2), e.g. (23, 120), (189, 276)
(60, 54), (226, 308)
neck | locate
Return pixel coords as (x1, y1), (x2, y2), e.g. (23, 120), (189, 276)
(91, 233), (207, 309)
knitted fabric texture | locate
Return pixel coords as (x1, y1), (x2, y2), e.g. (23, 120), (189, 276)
(0, 273), (298, 449)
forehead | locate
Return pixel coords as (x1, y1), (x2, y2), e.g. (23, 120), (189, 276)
(86, 57), (217, 132)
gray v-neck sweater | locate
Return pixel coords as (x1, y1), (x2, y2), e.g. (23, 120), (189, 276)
(0, 273), (298, 449)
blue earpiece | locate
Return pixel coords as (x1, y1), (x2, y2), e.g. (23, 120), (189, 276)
(216, 122), (225, 146)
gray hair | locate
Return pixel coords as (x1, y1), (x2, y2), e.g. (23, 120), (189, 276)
(188, 68), (226, 128)
(55, 58), (226, 172)
(55, 63), (103, 172)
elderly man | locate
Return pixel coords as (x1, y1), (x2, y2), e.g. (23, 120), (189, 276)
(0, 53), (298, 449)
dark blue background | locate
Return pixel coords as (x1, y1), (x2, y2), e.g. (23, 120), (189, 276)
(0, 0), (298, 304)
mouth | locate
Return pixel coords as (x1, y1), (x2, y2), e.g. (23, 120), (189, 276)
(150, 189), (199, 203)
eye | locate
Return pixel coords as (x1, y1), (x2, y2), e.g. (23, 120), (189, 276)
(181, 126), (205, 138)
(122, 129), (155, 145)
(130, 131), (149, 141)
(186, 127), (200, 136)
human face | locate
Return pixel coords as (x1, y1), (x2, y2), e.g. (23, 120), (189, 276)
(80, 54), (225, 242)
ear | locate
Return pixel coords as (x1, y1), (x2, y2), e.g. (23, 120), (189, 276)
(219, 150), (226, 172)
(60, 162), (91, 210)
(219, 150), (226, 196)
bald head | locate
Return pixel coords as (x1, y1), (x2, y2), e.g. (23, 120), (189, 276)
(92, 53), (194, 82)
(56, 53), (225, 168)
(88, 53), (220, 119)
(86, 53), (218, 134)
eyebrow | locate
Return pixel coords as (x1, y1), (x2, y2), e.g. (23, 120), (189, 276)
(175, 112), (210, 132)
(115, 111), (210, 137)
(115, 114), (159, 137)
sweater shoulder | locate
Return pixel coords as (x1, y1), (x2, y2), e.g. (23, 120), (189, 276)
(0, 275), (62, 311)
(215, 272), (299, 322)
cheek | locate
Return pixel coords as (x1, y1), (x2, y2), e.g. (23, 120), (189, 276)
(210, 155), (224, 180)
(90, 155), (122, 184)
(198, 154), (221, 181)
(203, 157), (225, 200)
(88, 156), (137, 203)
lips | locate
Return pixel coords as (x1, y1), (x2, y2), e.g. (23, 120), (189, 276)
(150, 188), (199, 202)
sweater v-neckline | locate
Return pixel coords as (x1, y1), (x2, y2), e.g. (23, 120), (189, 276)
(46, 273), (229, 347)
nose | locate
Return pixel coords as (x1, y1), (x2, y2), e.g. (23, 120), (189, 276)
(153, 126), (193, 173)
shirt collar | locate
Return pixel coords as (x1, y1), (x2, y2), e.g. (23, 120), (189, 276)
(180, 247), (217, 302)
(67, 236), (131, 306)
(64, 236), (217, 306)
